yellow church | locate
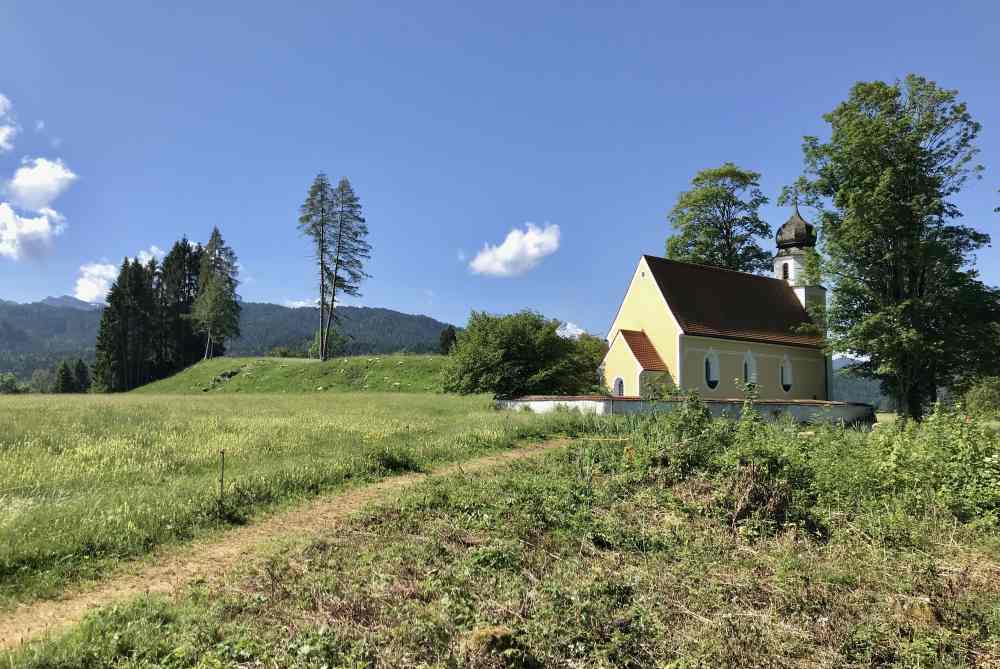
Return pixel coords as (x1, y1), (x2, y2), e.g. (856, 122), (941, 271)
(601, 208), (831, 400)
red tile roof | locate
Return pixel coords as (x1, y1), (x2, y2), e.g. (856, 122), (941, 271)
(642, 255), (825, 349)
(619, 329), (668, 371)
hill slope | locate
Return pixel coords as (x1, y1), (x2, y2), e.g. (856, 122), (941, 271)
(0, 301), (452, 379)
(134, 354), (449, 394)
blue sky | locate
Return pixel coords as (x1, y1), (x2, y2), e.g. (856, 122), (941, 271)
(1, 1), (998, 335)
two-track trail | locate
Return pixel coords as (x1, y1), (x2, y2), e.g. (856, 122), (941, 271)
(0, 439), (571, 650)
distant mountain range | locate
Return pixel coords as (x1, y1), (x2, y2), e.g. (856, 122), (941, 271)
(38, 295), (103, 311)
(830, 356), (892, 410)
(0, 299), (452, 380)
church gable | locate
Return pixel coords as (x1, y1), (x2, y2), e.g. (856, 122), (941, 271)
(604, 257), (682, 374)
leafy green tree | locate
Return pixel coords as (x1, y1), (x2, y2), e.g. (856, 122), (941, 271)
(790, 74), (1000, 419)
(54, 360), (77, 393)
(73, 358), (91, 393)
(439, 325), (457, 354)
(443, 311), (605, 398)
(0, 372), (22, 394)
(29, 368), (53, 393)
(665, 162), (772, 273)
(192, 227), (241, 359)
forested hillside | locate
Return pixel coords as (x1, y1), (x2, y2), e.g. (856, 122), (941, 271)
(230, 304), (450, 356)
(0, 300), (452, 380)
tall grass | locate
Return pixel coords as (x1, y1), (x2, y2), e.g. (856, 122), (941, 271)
(0, 392), (596, 607)
(8, 401), (998, 667)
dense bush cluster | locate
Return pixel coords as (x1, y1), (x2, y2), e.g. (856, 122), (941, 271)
(606, 394), (1000, 534)
(963, 376), (1000, 419)
(443, 310), (607, 398)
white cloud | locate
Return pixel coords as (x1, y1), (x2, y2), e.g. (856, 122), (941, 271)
(0, 94), (16, 153)
(469, 222), (560, 277)
(0, 202), (64, 259)
(72, 246), (171, 301)
(285, 299), (317, 309)
(6, 157), (78, 211)
(34, 120), (45, 132)
(136, 245), (165, 264)
(0, 126), (15, 153)
(557, 321), (586, 339)
(73, 262), (118, 303)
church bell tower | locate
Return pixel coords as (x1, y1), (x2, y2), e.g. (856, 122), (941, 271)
(774, 205), (826, 312)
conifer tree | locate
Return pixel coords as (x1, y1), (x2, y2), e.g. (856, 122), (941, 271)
(325, 177), (371, 356)
(54, 360), (76, 393)
(298, 175), (371, 360)
(160, 238), (204, 369)
(439, 325), (457, 354)
(192, 227), (241, 359)
(298, 174), (335, 360)
(73, 358), (91, 393)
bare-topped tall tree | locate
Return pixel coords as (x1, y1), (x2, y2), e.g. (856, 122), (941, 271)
(298, 174), (371, 360)
(298, 174), (335, 360)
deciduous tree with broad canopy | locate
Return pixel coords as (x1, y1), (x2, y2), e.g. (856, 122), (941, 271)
(443, 310), (607, 399)
(665, 162), (772, 274)
(789, 74), (1000, 419)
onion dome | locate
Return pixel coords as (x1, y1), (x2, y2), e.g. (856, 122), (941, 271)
(776, 205), (817, 250)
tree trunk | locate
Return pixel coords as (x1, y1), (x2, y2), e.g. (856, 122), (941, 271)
(324, 209), (346, 360)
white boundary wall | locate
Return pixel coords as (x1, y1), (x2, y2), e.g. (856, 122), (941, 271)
(497, 396), (875, 426)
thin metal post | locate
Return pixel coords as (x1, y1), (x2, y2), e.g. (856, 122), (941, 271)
(218, 449), (225, 517)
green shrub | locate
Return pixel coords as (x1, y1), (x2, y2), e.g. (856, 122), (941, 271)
(442, 310), (606, 399)
(962, 376), (1000, 418)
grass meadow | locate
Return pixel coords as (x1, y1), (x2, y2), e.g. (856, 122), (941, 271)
(9, 400), (999, 667)
(133, 354), (449, 394)
(0, 391), (594, 609)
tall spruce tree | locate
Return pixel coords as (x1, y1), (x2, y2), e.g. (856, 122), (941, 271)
(665, 163), (772, 273)
(192, 227), (241, 359)
(298, 174), (335, 360)
(54, 361), (76, 393)
(160, 238), (205, 369)
(439, 325), (457, 354)
(93, 258), (157, 391)
(325, 178), (371, 356)
(298, 175), (371, 360)
(93, 233), (236, 391)
(73, 358), (91, 393)
(791, 74), (1000, 419)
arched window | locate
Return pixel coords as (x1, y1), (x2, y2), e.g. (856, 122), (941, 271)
(782, 263), (789, 280)
(742, 352), (757, 385)
(613, 377), (624, 397)
(704, 351), (719, 390)
(779, 356), (793, 393)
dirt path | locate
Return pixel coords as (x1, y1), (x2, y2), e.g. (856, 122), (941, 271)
(0, 439), (570, 649)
